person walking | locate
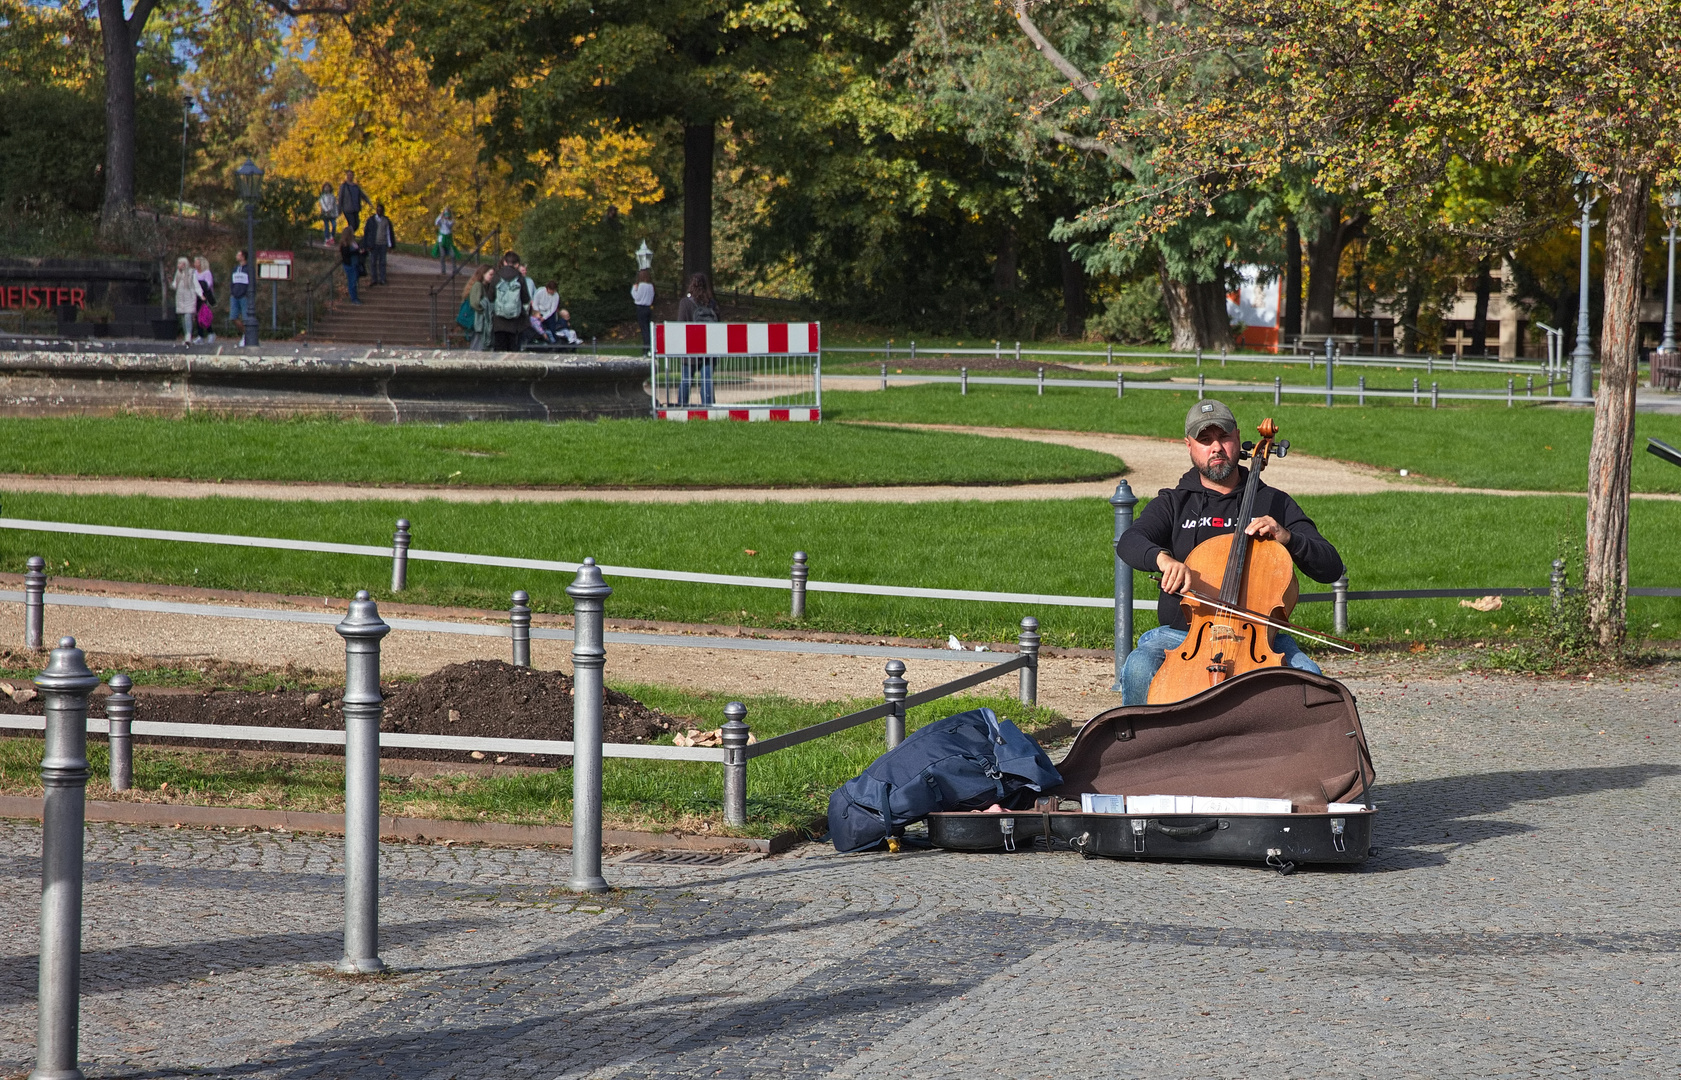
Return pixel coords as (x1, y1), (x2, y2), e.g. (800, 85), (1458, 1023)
(676, 271), (720, 405)
(435, 207), (457, 275)
(193, 256), (217, 343)
(339, 229), (363, 304)
(337, 170), (366, 235)
(317, 183), (338, 244)
(171, 256), (202, 342)
(631, 268), (655, 349)
(490, 252), (529, 352)
(363, 204), (396, 286)
(228, 250), (251, 339)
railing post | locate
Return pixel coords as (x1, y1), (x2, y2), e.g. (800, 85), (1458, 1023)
(1431, 381), (1439, 409)
(1551, 558), (1567, 614)
(1324, 338), (1335, 407)
(1017, 616), (1039, 705)
(390, 519), (411, 592)
(1527, 374), (1534, 398)
(105, 674), (134, 792)
(1117, 370), (1125, 398)
(1413, 376), (1420, 404)
(960, 366), (968, 395)
(32, 636), (100, 1080)
(1037, 366), (1044, 396)
(1197, 372), (1205, 400)
(721, 702), (749, 826)
(910, 340), (916, 361)
(25, 555), (45, 649)
(566, 557), (611, 894)
(1358, 375), (1366, 406)
(882, 659), (907, 749)
(335, 591), (389, 975)
(510, 590), (531, 667)
(1274, 375), (1281, 406)
(880, 361), (887, 390)
(1015, 340), (1021, 363)
(789, 552), (808, 620)
(1507, 377), (1514, 407)
(1107, 343), (1113, 365)
(1109, 481), (1137, 690)
(1333, 575), (1350, 635)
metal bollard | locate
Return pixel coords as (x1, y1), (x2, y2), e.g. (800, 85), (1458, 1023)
(1196, 348), (1203, 367)
(1427, 354), (1434, 375)
(1358, 375), (1366, 406)
(1015, 340), (1021, 363)
(1507, 377), (1514, 407)
(1452, 353), (1458, 373)
(1413, 376), (1420, 405)
(789, 552), (808, 619)
(1197, 372), (1205, 400)
(32, 637), (101, 1080)
(910, 340), (916, 360)
(1110, 481), (1137, 691)
(960, 366), (968, 395)
(335, 591), (390, 974)
(105, 674), (134, 792)
(1037, 366), (1044, 396)
(510, 591), (531, 667)
(1527, 374), (1534, 398)
(25, 555), (46, 649)
(1333, 575), (1350, 635)
(1274, 375), (1281, 406)
(721, 702), (750, 826)
(1017, 617), (1039, 705)
(390, 519), (411, 593)
(880, 361), (887, 390)
(1431, 381), (1439, 408)
(883, 659), (907, 749)
(1550, 558), (1567, 614)
(1221, 347), (1227, 367)
(1324, 339), (1335, 407)
(1117, 371), (1125, 398)
(1106, 343), (1113, 365)
(566, 558), (612, 894)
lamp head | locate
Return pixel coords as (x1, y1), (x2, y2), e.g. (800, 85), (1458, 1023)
(235, 158), (264, 204)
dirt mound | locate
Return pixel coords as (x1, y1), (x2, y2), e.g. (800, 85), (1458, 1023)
(0, 660), (680, 768)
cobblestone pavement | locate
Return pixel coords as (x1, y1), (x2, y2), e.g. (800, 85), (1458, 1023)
(2, 669), (1679, 1078)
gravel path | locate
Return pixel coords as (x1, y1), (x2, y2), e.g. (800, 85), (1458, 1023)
(1, 667), (1677, 1077)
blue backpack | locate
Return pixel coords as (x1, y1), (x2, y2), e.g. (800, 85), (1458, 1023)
(827, 707), (1061, 853)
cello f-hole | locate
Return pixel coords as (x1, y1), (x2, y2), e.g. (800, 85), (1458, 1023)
(1178, 621), (1211, 662)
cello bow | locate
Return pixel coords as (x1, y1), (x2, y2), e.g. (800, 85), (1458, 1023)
(1154, 581), (1364, 653)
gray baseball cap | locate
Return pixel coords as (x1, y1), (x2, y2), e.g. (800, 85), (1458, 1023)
(1185, 399), (1237, 439)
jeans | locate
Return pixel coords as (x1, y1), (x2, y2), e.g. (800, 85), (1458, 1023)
(369, 246), (388, 285)
(322, 216), (335, 242)
(636, 304), (653, 348)
(680, 359), (715, 405)
(230, 295), (249, 325)
(1120, 625), (1321, 706)
(438, 234), (456, 275)
(344, 263), (359, 303)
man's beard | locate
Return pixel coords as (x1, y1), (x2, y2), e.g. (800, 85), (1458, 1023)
(1199, 457), (1236, 483)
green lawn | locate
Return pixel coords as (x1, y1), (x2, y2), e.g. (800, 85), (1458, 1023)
(826, 384), (1681, 494)
(3, 489), (1677, 649)
(0, 415), (1119, 489)
(0, 687), (1061, 837)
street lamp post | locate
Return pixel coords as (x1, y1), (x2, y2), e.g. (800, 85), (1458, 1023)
(235, 159), (264, 348)
(1661, 191), (1680, 355)
(1571, 172), (1598, 401)
(178, 95), (191, 219)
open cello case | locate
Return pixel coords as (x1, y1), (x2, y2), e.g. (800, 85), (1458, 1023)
(929, 414), (1375, 872)
(925, 667), (1375, 872)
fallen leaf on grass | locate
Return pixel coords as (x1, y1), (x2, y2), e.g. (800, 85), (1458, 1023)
(1460, 595), (1504, 612)
(743, 549), (758, 556)
(1408, 642), (1427, 654)
(469, 750), (485, 760)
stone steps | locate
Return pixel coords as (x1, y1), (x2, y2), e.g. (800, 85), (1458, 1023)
(304, 272), (454, 346)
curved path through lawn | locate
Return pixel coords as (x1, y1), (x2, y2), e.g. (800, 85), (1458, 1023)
(2, 422), (1672, 503)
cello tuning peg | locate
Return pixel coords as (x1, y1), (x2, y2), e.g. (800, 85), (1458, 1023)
(1241, 441), (1255, 453)
(1275, 440), (1290, 457)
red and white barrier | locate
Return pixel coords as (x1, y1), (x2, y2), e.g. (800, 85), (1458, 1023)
(656, 408), (820, 422)
(653, 322), (820, 357)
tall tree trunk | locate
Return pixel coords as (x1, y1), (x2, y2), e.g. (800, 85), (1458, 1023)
(993, 224), (1019, 293)
(682, 121), (715, 285)
(1158, 263), (1233, 351)
(98, 0), (148, 230)
(1398, 276), (1423, 354)
(1058, 241), (1085, 338)
(1584, 167), (1652, 647)
(1302, 201), (1363, 334)
(1282, 218), (1302, 340)
(1470, 257), (1493, 356)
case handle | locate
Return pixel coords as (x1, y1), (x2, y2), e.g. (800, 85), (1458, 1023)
(1148, 818), (1221, 839)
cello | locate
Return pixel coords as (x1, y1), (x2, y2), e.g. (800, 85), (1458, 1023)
(1147, 418), (1302, 704)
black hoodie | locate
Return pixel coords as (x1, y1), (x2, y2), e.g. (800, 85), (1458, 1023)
(1116, 466), (1344, 632)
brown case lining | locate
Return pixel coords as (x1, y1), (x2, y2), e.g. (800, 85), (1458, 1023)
(1051, 668), (1375, 808)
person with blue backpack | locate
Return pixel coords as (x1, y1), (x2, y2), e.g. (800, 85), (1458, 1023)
(490, 251), (530, 352)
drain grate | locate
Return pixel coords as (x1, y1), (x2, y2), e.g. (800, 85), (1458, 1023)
(620, 850), (743, 866)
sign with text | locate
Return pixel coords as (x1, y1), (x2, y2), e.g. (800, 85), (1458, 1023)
(0, 286), (85, 310)
(256, 250), (293, 281)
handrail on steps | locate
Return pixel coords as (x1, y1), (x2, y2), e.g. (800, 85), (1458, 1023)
(428, 229), (500, 346)
(302, 255), (342, 335)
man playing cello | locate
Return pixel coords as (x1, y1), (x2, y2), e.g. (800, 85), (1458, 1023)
(1116, 400), (1345, 705)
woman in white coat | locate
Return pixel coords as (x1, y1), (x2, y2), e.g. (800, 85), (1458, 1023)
(171, 257), (203, 342)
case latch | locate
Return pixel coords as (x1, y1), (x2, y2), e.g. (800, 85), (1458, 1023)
(999, 816), (1016, 852)
(1330, 817), (1346, 853)
(1130, 817), (1147, 853)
